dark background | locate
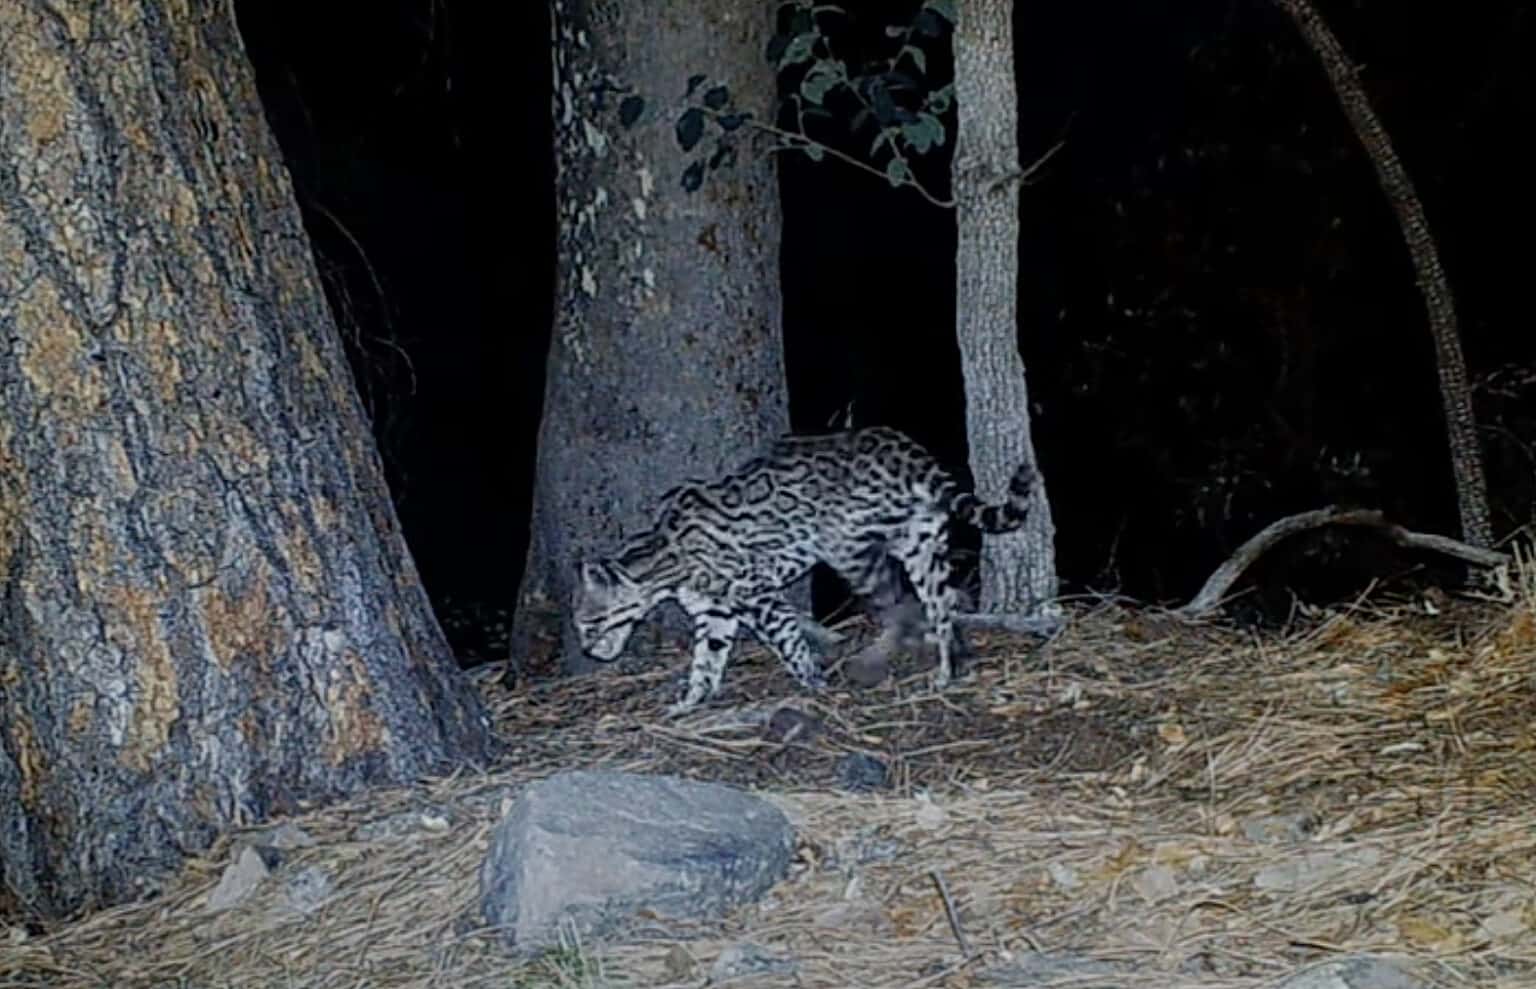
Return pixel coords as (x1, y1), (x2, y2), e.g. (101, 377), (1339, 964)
(232, 0), (1534, 661)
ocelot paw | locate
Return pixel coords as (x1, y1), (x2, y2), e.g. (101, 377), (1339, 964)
(664, 698), (698, 718)
(796, 671), (828, 693)
(665, 681), (711, 718)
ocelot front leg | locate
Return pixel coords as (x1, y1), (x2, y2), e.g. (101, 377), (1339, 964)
(667, 605), (741, 717)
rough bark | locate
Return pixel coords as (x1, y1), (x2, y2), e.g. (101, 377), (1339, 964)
(951, 0), (1058, 615)
(1272, 0), (1493, 549)
(0, 1), (491, 920)
(512, 0), (789, 677)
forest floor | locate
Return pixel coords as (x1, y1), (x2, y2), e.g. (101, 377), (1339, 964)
(7, 570), (1536, 988)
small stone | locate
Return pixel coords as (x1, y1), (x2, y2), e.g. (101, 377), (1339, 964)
(1242, 812), (1315, 844)
(913, 795), (949, 831)
(262, 822), (316, 850)
(282, 865), (335, 917)
(835, 753), (889, 792)
(1046, 862), (1081, 890)
(1255, 847), (1382, 893)
(661, 944), (697, 981)
(709, 941), (797, 982)
(1132, 864), (1179, 904)
(982, 951), (1123, 987)
(764, 706), (824, 745)
(1480, 908), (1528, 939)
(206, 846), (269, 912)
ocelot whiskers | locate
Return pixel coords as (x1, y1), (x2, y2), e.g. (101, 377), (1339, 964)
(571, 426), (1036, 715)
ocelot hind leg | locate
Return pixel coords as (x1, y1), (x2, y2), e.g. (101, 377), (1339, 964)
(742, 590), (827, 692)
(891, 517), (961, 688)
(838, 540), (972, 677)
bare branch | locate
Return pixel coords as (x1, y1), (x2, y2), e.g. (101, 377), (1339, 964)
(1176, 506), (1510, 618)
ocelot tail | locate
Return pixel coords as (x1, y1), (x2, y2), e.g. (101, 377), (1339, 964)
(571, 426), (1036, 715)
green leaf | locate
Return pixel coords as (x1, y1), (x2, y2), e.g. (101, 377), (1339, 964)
(618, 95), (645, 129)
(925, 82), (954, 114)
(800, 62), (841, 105)
(718, 112), (749, 131)
(900, 112), (944, 154)
(765, 33), (791, 64)
(779, 33), (816, 67)
(686, 74), (707, 97)
(676, 108), (705, 151)
(803, 142), (825, 162)
(869, 81), (897, 125)
(681, 160), (706, 192)
(924, 0), (956, 25)
(899, 44), (927, 75)
(884, 158), (910, 187)
(704, 84), (730, 110)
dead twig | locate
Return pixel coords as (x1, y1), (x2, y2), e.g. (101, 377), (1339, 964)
(929, 869), (972, 958)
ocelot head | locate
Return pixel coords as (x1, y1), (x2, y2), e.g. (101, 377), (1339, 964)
(571, 560), (645, 661)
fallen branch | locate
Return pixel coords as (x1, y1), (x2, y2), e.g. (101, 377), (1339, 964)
(1176, 506), (1510, 618)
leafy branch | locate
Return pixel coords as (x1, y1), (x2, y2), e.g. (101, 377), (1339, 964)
(765, 0), (957, 205)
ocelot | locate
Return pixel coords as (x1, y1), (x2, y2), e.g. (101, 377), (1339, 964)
(571, 426), (1036, 715)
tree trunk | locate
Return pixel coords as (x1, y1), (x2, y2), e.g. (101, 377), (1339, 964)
(1272, 0), (1493, 549)
(512, 0), (790, 677)
(951, 0), (1058, 615)
(0, 1), (491, 920)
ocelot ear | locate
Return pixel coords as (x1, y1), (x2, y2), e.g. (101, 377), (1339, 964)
(577, 560), (612, 591)
(579, 559), (633, 591)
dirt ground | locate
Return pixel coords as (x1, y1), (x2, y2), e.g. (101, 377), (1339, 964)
(5, 575), (1536, 988)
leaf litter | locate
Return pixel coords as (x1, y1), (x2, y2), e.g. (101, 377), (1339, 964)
(6, 559), (1536, 988)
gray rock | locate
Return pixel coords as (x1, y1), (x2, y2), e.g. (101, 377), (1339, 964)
(479, 770), (796, 952)
(1275, 957), (1425, 989)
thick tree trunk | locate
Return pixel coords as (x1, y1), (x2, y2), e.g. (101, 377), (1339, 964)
(1272, 0), (1493, 549)
(512, 0), (789, 677)
(0, 1), (491, 920)
(951, 0), (1058, 615)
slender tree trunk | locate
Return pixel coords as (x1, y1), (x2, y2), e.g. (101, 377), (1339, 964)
(0, 0), (491, 920)
(951, 0), (1058, 615)
(511, 0), (790, 678)
(1272, 0), (1493, 548)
